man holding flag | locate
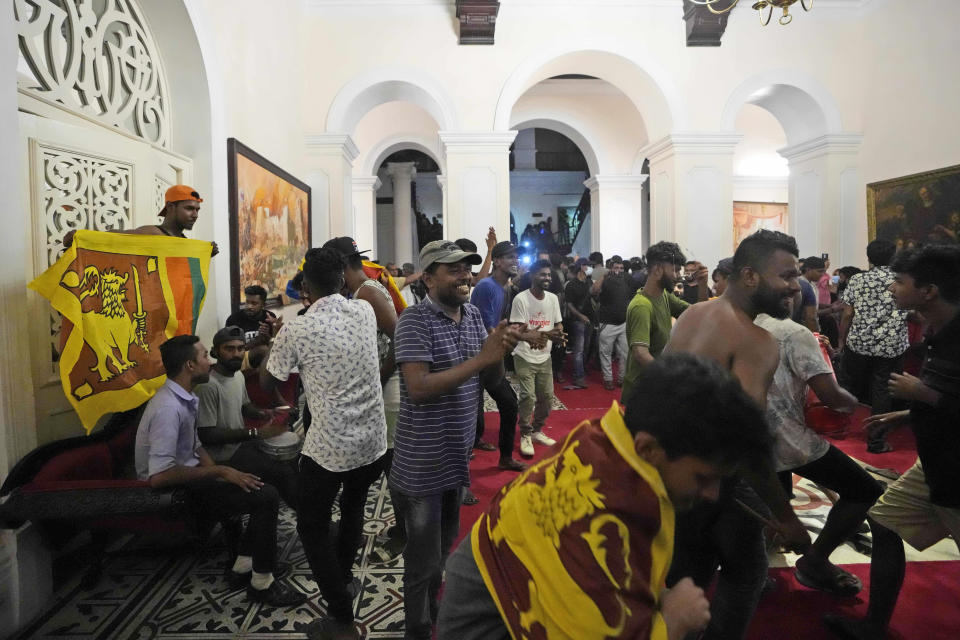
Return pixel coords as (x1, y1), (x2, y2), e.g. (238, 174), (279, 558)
(29, 217), (214, 432)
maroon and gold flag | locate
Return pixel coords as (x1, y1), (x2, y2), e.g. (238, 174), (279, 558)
(29, 230), (212, 433)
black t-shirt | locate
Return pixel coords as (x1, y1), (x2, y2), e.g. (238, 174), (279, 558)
(597, 274), (632, 324)
(681, 281), (702, 305)
(564, 278), (595, 323)
(224, 308), (277, 343)
(910, 311), (960, 507)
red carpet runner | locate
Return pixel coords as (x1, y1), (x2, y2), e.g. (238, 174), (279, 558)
(459, 370), (960, 640)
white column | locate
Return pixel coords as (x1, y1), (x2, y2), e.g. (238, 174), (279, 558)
(439, 131), (517, 246)
(387, 162), (417, 264)
(512, 128), (537, 170)
(351, 176), (381, 258)
(2, 3), (50, 632)
(583, 175), (648, 259)
(779, 135), (863, 267)
(304, 134), (359, 245)
(436, 174), (448, 243)
(640, 133), (742, 270)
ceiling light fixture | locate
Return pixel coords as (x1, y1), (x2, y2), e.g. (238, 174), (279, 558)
(689, 0), (812, 26)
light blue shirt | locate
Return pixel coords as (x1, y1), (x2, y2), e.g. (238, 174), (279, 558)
(134, 379), (202, 480)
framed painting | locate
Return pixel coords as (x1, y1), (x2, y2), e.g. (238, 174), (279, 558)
(867, 164), (960, 248)
(227, 138), (311, 310)
(733, 201), (788, 250)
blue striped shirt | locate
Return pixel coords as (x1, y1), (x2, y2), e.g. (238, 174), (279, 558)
(390, 295), (487, 496)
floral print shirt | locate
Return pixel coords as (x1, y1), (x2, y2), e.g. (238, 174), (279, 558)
(840, 266), (909, 359)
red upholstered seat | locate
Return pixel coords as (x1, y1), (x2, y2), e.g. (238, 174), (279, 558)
(32, 443), (114, 484)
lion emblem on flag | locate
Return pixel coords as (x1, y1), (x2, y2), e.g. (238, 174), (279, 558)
(61, 265), (149, 382)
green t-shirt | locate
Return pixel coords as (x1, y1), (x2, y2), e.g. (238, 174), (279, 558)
(621, 289), (690, 405)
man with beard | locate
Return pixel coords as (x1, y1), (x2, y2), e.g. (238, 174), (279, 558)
(469, 241), (529, 472)
(620, 242), (705, 407)
(391, 240), (523, 640)
(226, 285), (282, 347)
(135, 335), (305, 607)
(437, 354), (772, 640)
(596, 257), (633, 390)
(63, 185), (219, 256)
(195, 326), (298, 509)
(662, 229), (811, 640)
(510, 260), (565, 458)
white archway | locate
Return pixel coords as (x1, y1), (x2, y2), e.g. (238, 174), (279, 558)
(494, 45), (682, 141)
(326, 67), (460, 135)
(362, 133), (445, 177)
(720, 70), (844, 145)
(509, 117), (601, 178)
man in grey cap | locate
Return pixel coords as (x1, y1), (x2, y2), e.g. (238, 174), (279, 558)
(390, 240), (524, 640)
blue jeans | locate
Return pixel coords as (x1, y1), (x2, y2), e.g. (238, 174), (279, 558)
(569, 319), (592, 381)
(390, 486), (463, 640)
(667, 478), (769, 640)
(436, 533), (511, 640)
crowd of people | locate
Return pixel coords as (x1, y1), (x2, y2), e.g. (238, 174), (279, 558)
(126, 185), (959, 640)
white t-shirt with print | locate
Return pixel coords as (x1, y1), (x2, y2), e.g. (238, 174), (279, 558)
(755, 314), (835, 471)
(510, 289), (563, 365)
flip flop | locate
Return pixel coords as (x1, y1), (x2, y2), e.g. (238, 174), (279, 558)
(795, 564), (862, 597)
(462, 491), (480, 506)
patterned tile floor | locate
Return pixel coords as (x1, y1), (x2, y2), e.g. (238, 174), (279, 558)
(14, 479), (405, 640)
(15, 372), (958, 639)
(19, 472), (956, 640)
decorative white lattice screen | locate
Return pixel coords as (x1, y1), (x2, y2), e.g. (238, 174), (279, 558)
(15, 0), (171, 148)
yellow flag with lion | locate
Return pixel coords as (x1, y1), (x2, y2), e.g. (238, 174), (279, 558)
(29, 230), (213, 433)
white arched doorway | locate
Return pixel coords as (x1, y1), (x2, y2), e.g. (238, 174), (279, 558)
(722, 71), (862, 264)
(306, 69), (457, 254)
(500, 62), (661, 258)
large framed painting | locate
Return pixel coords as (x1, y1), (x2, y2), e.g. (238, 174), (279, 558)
(733, 201), (788, 250)
(227, 138), (311, 310)
(867, 164), (960, 247)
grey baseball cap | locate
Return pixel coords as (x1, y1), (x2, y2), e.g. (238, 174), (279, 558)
(419, 240), (483, 271)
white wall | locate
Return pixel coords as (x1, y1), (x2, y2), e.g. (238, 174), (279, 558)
(510, 80), (648, 175)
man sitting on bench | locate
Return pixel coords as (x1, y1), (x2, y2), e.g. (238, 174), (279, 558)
(133, 334), (305, 607)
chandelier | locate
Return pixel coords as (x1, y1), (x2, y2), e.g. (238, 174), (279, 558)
(689, 0), (812, 26)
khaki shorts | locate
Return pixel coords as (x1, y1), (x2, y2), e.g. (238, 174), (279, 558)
(869, 460), (960, 551)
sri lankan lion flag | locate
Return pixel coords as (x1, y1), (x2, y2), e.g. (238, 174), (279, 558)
(29, 230), (212, 433)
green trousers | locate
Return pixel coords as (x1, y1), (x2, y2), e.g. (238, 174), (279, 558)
(513, 356), (554, 437)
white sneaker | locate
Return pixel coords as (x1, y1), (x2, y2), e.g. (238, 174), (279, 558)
(532, 431), (556, 446)
(520, 435), (534, 457)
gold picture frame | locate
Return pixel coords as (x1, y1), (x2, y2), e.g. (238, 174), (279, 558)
(867, 164), (960, 246)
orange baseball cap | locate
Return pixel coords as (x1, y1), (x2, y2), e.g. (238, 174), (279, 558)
(164, 185), (203, 203)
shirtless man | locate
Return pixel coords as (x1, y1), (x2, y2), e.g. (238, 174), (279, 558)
(63, 185), (218, 256)
(663, 229), (811, 640)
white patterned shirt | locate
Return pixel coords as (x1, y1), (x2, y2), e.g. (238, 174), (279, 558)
(840, 266), (909, 359)
(267, 294), (387, 472)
